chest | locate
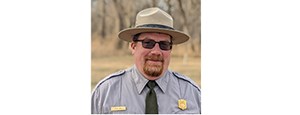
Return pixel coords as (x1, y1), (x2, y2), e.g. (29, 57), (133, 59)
(101, 84), (198, 114)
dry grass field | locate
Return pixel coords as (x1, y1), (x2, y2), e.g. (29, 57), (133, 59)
(91, 55), (201, 90)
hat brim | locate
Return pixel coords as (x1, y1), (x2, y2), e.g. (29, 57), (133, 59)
(118, 27), (190, 44)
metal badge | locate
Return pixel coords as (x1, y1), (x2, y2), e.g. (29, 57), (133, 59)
(178, 99), (187, 110)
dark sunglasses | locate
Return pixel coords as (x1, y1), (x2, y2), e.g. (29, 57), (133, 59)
(134, 39), (172, 51)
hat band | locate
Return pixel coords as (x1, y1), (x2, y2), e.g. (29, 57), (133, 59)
(136, 24), (174, 30)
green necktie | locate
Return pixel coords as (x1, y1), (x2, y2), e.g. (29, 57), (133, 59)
(145, 80), (158, 114)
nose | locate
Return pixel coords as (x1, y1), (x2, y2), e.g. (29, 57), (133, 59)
(149, 43), (162, 55)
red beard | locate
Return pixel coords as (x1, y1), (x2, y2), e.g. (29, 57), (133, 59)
(143, 55), (164, 77)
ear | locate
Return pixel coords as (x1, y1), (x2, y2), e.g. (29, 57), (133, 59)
(129, 42), (136, 54)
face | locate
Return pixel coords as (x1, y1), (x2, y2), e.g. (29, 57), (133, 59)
(130, 32), (172, 80)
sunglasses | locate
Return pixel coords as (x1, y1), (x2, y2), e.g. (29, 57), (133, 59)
(134, 39), (172, 51)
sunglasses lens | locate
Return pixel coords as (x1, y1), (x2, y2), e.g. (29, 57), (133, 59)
(142, 39), (156, 49)
(140, 39), (172, 50)
(159, 41), (171, 50)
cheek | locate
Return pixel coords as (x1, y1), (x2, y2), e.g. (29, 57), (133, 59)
(163, 52), (171, 63)
(134, 49), (148, 62)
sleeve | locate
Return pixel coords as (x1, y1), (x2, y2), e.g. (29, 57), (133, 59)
(91, 85), (101, 114)
(197, 88), (201, 114)
(181, 80), (201, 114)
(91, 80), (112, 114)
(91, 70), (126, 114)
(185, 80), (201, 114)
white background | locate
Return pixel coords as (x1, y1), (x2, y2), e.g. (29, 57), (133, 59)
(0, 0), (300, 114)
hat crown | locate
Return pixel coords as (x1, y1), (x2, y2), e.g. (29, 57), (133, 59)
(118, 7), (189, 44)
(135, 7), (173, 28)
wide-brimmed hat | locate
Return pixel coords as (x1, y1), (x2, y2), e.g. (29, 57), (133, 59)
(118, 7), (190, 44)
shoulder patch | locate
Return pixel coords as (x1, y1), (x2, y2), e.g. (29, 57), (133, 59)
(92, 70), (126, 90)
(172, 72), (201, 92)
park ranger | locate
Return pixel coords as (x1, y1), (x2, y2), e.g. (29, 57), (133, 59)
(91, 7), (201, 114)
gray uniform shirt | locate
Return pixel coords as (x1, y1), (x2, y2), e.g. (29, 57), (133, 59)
(91, 65), (201, 114)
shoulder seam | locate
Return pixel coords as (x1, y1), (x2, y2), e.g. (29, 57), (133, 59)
(92, 70), (126, 91)
(172, 72), (201, 92)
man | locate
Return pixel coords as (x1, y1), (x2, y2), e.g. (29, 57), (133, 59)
(91, 7), (201, 114)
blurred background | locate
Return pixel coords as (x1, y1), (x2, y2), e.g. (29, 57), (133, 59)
(91, 0), (201, 90)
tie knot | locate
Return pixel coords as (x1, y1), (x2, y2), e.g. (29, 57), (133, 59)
(147, 80), (156, 89)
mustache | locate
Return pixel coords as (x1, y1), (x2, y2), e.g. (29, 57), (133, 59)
(145, 55), (164, 62)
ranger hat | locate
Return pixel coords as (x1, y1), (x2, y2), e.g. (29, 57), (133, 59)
(118, 7), (190, 44)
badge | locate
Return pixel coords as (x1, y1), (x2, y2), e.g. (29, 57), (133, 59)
(111, 106), (126, 111)
(178, 99), (187, 110)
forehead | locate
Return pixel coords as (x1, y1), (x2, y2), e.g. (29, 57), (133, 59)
(139, 32), (171, 41)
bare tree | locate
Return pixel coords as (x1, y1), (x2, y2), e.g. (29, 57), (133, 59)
(91, 0), (200, 57)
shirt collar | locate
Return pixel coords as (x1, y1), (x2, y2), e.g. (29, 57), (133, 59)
(132, 65), (169, 94)
(132, 65), (148, 94)
(155, 70), (169, 93)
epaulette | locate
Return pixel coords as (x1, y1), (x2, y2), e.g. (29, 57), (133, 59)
(172, 71), (201, 92)
(93, 70), (126, 90)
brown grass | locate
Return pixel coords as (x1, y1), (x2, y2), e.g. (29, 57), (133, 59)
(91, 55), (201, 90)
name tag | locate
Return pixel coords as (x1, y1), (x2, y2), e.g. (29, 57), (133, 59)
(111, 106), (126, 111)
